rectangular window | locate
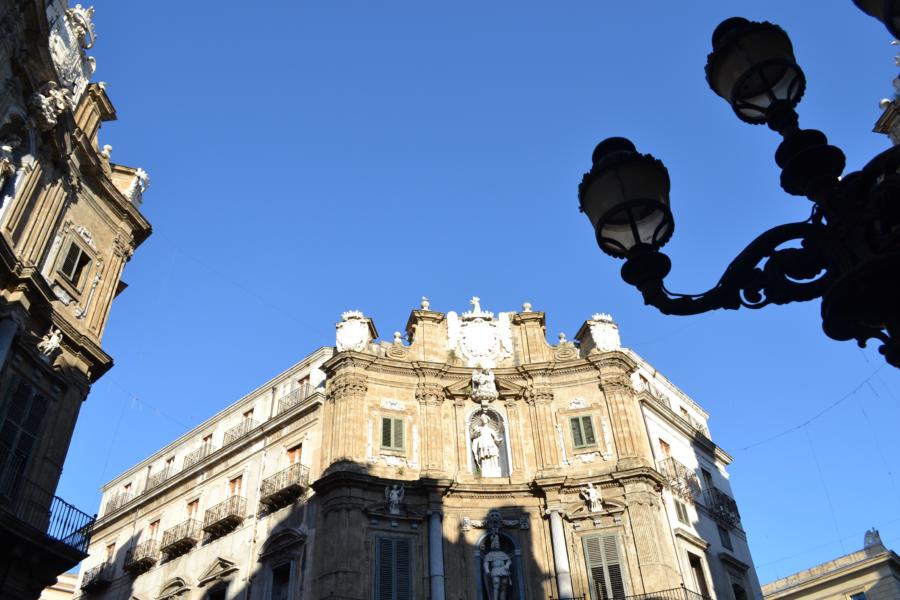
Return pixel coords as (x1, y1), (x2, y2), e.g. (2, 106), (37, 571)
(658, 438), (671, 457)
(57, 240), (92, 289)
(583, 533), (626, 600)
(148, 519), (160, 539)
(271, 562), (291, 600)
(674, 499), (690, 525)
(679, 406), (690, 419)
(165, 456), (174, 469)
(380, 417), (404, 451)
(375, 537), (411, 600)
(105, 542), (116, 562)
(242, 409), (254, 421)
(0, 374), (49, 481)
(570, 416), (596, 449)
(187, 499), (199, 519)
(287, 444), (302, 465)
(123, 482), (131, 494)
(229, 475), (243, 497)
(701, 468), (714, 490)
(718, 525), (733, 550)
(687, 553), (711, 597)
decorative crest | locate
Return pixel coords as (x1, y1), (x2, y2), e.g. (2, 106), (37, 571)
(335, 310), (372, 352)
(447, 298), (512, 368)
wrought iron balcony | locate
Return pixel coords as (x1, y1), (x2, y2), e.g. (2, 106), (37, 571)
(183, 443), (216, 469)
(123, 539), (159, 575)
(80, 561), (113, 590)
(202, 495), (246, 537)
(656, 457), (702, 504)
(704, 486), (741, 528)
(160, 519), (201, 556)
(223, 419), (258, 446)
(259, 463), (309, 509)
(623, 587), (711, 600)
(146, 466), (176, 491)
(276, 383), (312, 415)
(104, 490), (134, 514)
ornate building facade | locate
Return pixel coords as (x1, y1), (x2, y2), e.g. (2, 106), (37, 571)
(0, 2), (152, 598)
(78, 300), (760, 600)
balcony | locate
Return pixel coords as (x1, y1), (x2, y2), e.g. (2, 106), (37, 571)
(80, 561), (113, 591)
(104, 490), (134, 514)
(259, 463), (309, 510)
(276, 383), (312, 415)
(657, 457), (701, 504)
(146, 466), (176, 491)
(622, 587), (711, 600)
(704, 486), (741, 528)
(123, 539), (159, 575)
(203, 495), (246, 537)
(223, 419), (258, 446)
(160, 519), (201, 556)
(183, 443), (216, 469)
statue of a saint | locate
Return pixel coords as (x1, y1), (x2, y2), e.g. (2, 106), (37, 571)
(483, 534), (512, 600)
(580, 482), (602, 513)
(472, 367), (499, 403)
(385, 483), (404, 515)
(471, 413), (502, 477)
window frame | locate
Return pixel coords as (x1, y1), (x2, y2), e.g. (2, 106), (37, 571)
(54, 236), (94, 294)
(569, 415), (597, 450)
(373, 536), (413, 600)
(674, 498), (690, 525)
(380, 416), (405, 452)
(582, 532), (628, 600)
(717, 524), (733, 551)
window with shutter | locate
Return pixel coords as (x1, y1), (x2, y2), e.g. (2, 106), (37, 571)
(582, 533), (627, 600)
(0, 374), (49, 486)
(374, 537), (412, 600)
(570, 415), (597, 449)
(380, 417), (404, 451)
(56, 240), (93, 290)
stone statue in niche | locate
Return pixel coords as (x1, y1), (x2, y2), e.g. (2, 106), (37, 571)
(471, 367), (498, 404)
(0, 136), (21, 191)
(482, 533), (512, 600)
(580, 482), (602, 512)
(471, 412), (503, 477)
(385, 483), (404, 515)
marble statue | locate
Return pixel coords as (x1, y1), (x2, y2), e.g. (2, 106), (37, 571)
(471, 413), (502, 477)
(471, 367), (498, 403)
(580, 482), (602, 513)
(483, 534), (512, 600)
(0, 136), (20, 191)
(66, 4), (96, 49)
(385, 483), (404, 515)
(38, 327), (63, 357)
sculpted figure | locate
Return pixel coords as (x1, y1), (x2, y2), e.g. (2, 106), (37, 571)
(483, 534), (512, 600)
(38, 327), (63, 357)
(471, 413), (502, 476)
(385, 483), (404, 515)
(0, 136), (20, 191)
(472, 367), (498, 403)
(581, 482), (602, 512)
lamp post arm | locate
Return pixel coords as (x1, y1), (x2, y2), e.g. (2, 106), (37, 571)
(629, 221), (832, 316)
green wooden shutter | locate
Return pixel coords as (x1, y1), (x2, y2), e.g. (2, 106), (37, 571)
(582, 416), (596, 445)
(583, 534), (626, 600)
(570, 417), (584, 448)
(381, 417), (392, 449)
(395, 539), (411, 600)
(376, 537), (394, 600)
(392, 419), (404, 450)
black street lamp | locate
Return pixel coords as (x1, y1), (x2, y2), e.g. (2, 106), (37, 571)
(578, 15), (900, 368)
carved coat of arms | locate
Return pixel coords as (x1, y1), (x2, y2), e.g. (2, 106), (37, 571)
(336, 310), (371, 352)
(447, 297), (512, 368)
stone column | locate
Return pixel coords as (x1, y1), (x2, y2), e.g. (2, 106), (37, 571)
(429, 511), (446, 600)
(549, 510), (574, 598)
(0, 318), (19, 370)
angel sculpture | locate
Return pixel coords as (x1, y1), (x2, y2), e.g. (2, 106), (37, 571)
(37, 327), (63, 358)
(385, 483), (404, 515)
(580, 482), (602, 513)
(471, 413), (503, 477)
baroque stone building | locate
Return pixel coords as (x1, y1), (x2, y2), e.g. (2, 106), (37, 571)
(0, 1), (152, 598)
(762, 530), (900, 600)
(78, 300), (760, 600)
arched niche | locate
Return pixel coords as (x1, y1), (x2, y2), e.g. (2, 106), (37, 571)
(0, 111), (37, 211)
(473, 530), (526, 600)
(466, 407), (512, 477)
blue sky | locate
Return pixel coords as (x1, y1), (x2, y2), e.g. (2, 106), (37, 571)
(60, 0), (900, 584)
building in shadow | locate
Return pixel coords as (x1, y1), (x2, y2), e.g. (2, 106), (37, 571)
(762, 529), (900, 600)
(0, 1), (152, 598)
(77, 299), (760, 600)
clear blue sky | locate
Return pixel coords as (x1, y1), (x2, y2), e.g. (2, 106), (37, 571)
(60, 0), (900, 584)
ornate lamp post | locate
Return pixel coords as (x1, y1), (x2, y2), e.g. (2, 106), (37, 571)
(578, 16), (900, 368)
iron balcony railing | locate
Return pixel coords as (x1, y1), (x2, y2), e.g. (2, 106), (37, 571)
(104, 490), (134, 514)
(146, 466), (176, 491)
(656, 457), (702, 504)
(223, 419), (258, 446)
(276, 383), (312, 415)
(183, 443), (216, 469)
(259, 463), (309, 509)
(202, 495), (246, 536)
(0, 467), (94, 554)
(704, 486), (741, 528)
(80, 561), (114, 590)
(622, 586), (711, 600)
(160, 518), (201, 556)
(124, 539), (160, 574)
